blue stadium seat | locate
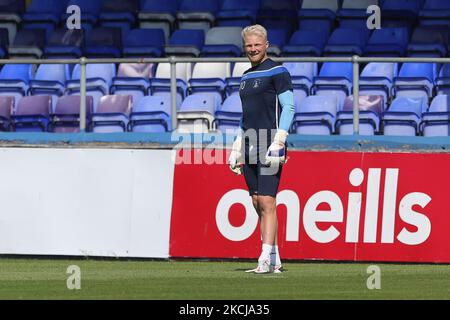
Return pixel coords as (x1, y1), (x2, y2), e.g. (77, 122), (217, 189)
(257, 0), (298, 34)
(123, 28), (165, 58)
(0, 64), (33, 108)
(283, 62), (318, 108)
(66, 63), (116, 112)
(22, 0), (68, 30)
(11, 95), (52, 132)
(419, 0), (450, 27)
(436, 64), (450, 95)
(282, 29), (327, 57)
(177, 0), (221, 33)
(188, 62), (230, 105)
(49, 95), (93, 133)
(0, 28), (8, 58)
(44, 28), (84, 59)
(165, 29), (204, 57)
(177, 94), (217, 133)
(61, 0), (102, 31)
(359, 62), (398, 109)
(28, 64), (71, 112)
(335, 95), (384, 135)
(99, 0), (139, 39)
(393, 63), (437, 99)
(0, 0), (25, 44)
(150, 62), (191, 108)
(381, 0), (422, 32)
(0, 96), (14, 131)
(8, 28), (46, 58)
(267, 28), (289, 56)
(291, 95), (338, 135)
(84, 27), (122, 58)
(382, 96), (428, 136)
(110, 63), (153, 107)
(138, 0), (178, 42)
(298, 0), (340, 36)
(312, 62), (353, 108)
(128, 95), (172, 132)
(364, 27), (409, 57)
(91, 94), (132, 133)
(338, 0), (379, 29)
(216, 0), (260, 27)
(407, 26), (449, 57)
(323, 28), (369, 57)
(214, 92), (242, 133)
(201, 26), (242, 57)
(420, 95), (450, 136)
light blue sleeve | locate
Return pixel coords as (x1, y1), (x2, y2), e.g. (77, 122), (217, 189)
(278, 90), (295, 132)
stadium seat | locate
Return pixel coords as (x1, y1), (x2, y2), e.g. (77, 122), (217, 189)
(84, 27), (122, 58)
(381, 0), (422, 32)
(49, 95), (93, 133)
(61, 0), (102, 32)
(323, 28), (369, 57)
(0, 96), (14, 131)
(128, 95), (172, 132)
(8, 28), (46, 58)
(436, 64), (450, 95)
(188, 62), (230, 104)
(407, 26), (449, 57)
(267, 28), (289, 56)
(257, 0), (298, 34)
(214, 92), (242, 133)
(216, 0), (260, 28)
(0, 63), (33, 108)
(176, 0), (221, 33)
(312, 62), (353, 108)
(364, 27), (409, 57)
(138, 0), (178, 42)
(284, 62), (318, 108)
(335, 95), (384, 135)
(338, 0), (379, 29)
(66, 63), (116, 112)
(165, 29), (204, 57)
(393, 63), (437, 100)
(150, 62), (191, 108)
(110, 63), (153, 107)
(291, 95), (338, 135)
(200, 26), (242, 57)
(44, 28), (85, 59)
(0, 0), (25, 44)
(0, 28), (8, 58)
(99, 0), (139, 39)
(11, 95), (52, 132)
(382, 96), (428, 136)
(123, 28), (165, 58)
(28, 64), (71, 112)
(282, 29), (328, 57)
(420, 95), (450, 136)
(177, 94), (217, 133)
(419, 0), (450, 27)
(91, 94), (132, 133)
(298, 0), (339, 36)
(359, 62), (398, 109)
(22, 0), (67, 31)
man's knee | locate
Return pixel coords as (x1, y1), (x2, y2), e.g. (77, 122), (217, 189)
(257, 195), (276, 214)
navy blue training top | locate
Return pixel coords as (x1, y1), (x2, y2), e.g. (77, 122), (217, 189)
(239, 58), (293, 132)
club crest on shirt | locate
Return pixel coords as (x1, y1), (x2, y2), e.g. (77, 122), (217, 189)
(253, 79), (261, 88)
(240, 81), (246, 90)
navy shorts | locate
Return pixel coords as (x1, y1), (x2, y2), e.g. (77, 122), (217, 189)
(242, 162), (283, 197)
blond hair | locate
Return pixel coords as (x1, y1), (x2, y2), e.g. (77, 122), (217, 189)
(241, 24), (268, 42)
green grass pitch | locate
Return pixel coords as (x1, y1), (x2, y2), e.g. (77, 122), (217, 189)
(0, 258), (449, 300)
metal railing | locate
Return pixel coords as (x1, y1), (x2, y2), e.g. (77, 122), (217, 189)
(2, 55), (449, 134)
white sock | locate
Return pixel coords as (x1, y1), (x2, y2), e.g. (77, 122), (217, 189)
(258, 243), (273, 263)
(270, 245), (282, 266)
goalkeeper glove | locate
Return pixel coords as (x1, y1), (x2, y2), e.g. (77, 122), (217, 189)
(228, 132), (244, 175)
(265, 129), (288, 166)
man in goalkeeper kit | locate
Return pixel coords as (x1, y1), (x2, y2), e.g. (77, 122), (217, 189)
(228, 25), (295, 274)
